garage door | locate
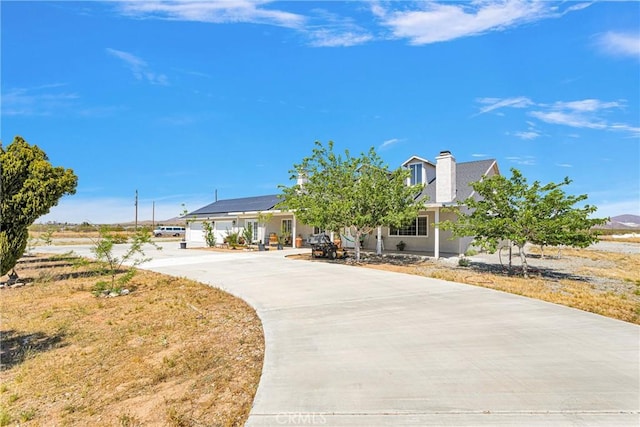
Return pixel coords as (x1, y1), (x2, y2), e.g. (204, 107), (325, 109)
(188, 222), (204, 242)
(214, 221), (233, 243)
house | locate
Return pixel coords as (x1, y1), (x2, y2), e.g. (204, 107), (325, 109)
(185, 150), (499, 258)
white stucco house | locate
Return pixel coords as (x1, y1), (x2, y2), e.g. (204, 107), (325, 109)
(184, 150), (499, 258)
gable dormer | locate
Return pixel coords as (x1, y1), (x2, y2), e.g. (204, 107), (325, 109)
(401, 156), (435, 186)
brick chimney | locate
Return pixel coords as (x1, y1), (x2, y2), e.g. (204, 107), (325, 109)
(436, 150), (456, 203)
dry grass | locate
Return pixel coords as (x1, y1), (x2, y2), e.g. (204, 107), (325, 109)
(0, 254), (264, 426)
(290, 247), (640, 325)
(599, 235), (640, 244)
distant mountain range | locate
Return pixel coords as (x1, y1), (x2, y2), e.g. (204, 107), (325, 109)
(597, 214), (640, 229)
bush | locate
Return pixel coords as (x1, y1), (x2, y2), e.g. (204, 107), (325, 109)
(458, 257), (471, 267)
(202, 221), (216, 247)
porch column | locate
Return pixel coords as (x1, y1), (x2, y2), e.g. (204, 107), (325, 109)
(434, 208), (440, 260)
(376, 226), (382, 255)
(292, 215), (297, 248)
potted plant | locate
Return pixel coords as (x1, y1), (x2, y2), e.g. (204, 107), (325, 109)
(396, 240), (406, 251)
(278, 224), (291, 250)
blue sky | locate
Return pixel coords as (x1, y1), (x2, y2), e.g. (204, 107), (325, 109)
(2, 1), (639, 224)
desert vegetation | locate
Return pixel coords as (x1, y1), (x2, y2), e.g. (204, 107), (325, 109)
(0, 253), (264, 426)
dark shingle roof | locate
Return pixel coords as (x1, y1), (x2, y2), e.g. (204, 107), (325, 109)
(420, 159), (497, 204)
(188, 194), (280, 217)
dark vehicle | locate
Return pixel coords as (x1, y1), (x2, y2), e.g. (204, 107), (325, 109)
(308, 234), (347, 260)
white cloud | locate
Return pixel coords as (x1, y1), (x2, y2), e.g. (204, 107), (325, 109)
(476, 96), (638, 137)
(505, 156), (536, 166)
(596, 31), (640, 59)
(119, 0), (305, 28)
(1, 84), (79, 116)
(471, 153), (489, 157)
(513, 131), (540, 140)
(555, 163), (573, 168)
(378, 138), (402, 150)
(530, 99), (626, 132)
(529, 110), (606, 130)
(106, 48), (169, 85)
(552, 99), (623, 112)
(308, 29), (373, 47)
(117, 1), (375, 47)
(476, 96), (534, 115)
(373, 1), (588, 45)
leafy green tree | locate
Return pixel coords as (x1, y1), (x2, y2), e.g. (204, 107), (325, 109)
(279, 141), (423, 261)
(441, 168), (606, 277)
(1, 136), (78, 276)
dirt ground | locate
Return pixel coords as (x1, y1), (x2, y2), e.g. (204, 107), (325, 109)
(0, 254), (264, 426)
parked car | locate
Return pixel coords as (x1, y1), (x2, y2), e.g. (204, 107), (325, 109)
(153, 226), (185, 237)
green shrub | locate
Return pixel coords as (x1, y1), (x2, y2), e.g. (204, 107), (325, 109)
(458, 257), (471, 267)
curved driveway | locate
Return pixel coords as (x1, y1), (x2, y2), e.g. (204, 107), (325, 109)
(42, 243), (639, 426)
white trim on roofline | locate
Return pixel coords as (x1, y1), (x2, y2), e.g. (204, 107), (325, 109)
(401, 156), (436, 167)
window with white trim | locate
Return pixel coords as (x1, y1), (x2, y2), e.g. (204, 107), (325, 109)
(281, 219), (292, 234)
(389, 216), (428, 237)
(409, 163), (422, 185)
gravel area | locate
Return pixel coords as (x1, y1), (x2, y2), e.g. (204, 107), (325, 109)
(463, 241), (640, 295)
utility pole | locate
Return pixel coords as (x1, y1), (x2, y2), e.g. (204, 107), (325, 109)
(134, 190), (138, 231)
(152, 201), (155, 230)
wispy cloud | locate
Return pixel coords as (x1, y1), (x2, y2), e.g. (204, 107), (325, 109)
(509, 120), (542, 140)
(116, 1), (373, 47)
(106, 48), (169, 85)
(476, 96), (534, 115)
(118, 0), (305, 29)
(476, 97), (638, 137)
(471, 153), (489, 158)
(1, 84), (79, 116)
(308, 29), (373, 47)
(505, 155), (536, 166)
(306, 8), (373, 47)
(595, 31), (640, 59)
(513, 131), (540, 140)
(530, 99), (625, 131)
(378, 137), (403, 150)
(556, 163), (573, 168)
(373, 1), (590, 45)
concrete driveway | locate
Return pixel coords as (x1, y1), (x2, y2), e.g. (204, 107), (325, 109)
(40, 243), (639, 426)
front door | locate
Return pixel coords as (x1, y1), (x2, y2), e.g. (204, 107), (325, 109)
(246, 219), (260, 244)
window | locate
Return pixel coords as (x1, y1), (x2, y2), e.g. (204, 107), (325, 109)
(281, 219), (292, 234)
(390, 216), (428, 236)
(409, 163), (422, 185)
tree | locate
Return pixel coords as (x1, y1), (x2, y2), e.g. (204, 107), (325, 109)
(279, 141), (423, 261)
(91, 227), (160, 294)
(0, 136), (78, 276)
(202, 220), (217, 247)
(441, 168), (607, 277)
